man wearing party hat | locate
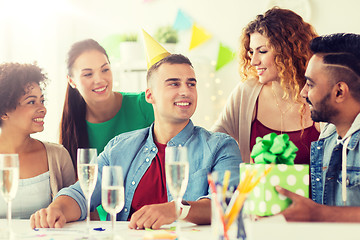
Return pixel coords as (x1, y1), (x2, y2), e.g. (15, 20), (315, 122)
(30, 31), (242, 230)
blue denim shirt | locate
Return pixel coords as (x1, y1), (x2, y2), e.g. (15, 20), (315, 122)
(311, 113), (360, 206)
(56, 120), (242, 221)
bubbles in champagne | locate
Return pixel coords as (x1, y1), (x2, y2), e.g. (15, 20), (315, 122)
(0, 167), (19, 202)
(78, 164), (98, 199)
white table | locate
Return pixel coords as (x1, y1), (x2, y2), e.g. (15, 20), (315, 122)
(1, 217), (360, 240)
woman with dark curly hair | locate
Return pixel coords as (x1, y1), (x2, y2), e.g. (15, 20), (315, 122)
(212, 7), (320, 164)
(0, 63), (75, 218)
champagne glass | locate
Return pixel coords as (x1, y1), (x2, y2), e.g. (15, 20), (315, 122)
(0, 154), (19, 239)
(77, 148), (98, 235)
(165, 146), (189, 238)
(102, 166), (124, 237)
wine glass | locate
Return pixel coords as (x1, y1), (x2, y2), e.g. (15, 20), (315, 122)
(77, 148), (98, 236)
(0, 154), (19, 239)
(102, 166), (124, 237)
(165, 146), (189, 238)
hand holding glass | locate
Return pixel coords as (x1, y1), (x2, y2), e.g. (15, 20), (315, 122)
(77, 148), (98, 234)
(165, 146), (189, 237)
(102, 166), (124, 235)
(0, 154), (19, 238)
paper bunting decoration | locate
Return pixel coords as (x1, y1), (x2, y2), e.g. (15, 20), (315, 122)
(250, 133), (298, 165)
(173, 9), (193, 31)
(215, 43), (235, 71)
(189, 24), (212, 50)
(142, 29), (170, 69)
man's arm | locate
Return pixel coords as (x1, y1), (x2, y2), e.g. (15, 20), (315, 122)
(128, 198), (211, 230)
(277, 186), (360, 222)
(30, 195), (81, 228)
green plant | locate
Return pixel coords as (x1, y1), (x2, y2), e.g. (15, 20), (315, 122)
(119, 33), (138, 42)
(154, 26), (178, 44)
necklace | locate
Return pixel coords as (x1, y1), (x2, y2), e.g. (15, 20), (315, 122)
(271, 84), (294, 134)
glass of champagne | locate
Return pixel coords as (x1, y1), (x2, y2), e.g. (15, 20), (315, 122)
(165, 146), (189, 238)
(0, 154), (19, 239)
(102, 166), (124, 237)
(77, 148), (98, 235)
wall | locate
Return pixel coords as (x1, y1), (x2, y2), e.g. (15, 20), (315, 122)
(0, 0), (359, 142)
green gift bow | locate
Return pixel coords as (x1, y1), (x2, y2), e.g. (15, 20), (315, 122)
(250, 133), (298, 165)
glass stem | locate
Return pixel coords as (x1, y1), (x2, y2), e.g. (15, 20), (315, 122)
(87, 197), (91, 235)
(175, 197), (181, 237)
(112, 213), (116, 234)
(8, 200), (11, 233)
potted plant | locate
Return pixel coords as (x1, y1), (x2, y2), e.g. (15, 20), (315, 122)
(154, 26), (179, 53)
(119, 32), (144, 62)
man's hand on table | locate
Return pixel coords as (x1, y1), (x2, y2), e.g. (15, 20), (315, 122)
(128, 201), (177, 230)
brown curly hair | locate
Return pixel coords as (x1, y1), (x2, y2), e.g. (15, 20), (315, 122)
(239, 7), (318, 103)
(0, 62), (47, 127)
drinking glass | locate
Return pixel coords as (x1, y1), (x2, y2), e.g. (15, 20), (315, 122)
(77, 148), (98, 235)
(102, 166), (124, 237)
(0, 154), (19, 239)
(165, 146), (189, 238)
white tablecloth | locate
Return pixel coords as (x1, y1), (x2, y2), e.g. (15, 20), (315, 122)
(1, 216), (360, 240)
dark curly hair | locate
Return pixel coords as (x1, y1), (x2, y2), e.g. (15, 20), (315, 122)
(0, 62), (47, 127)
(239, 7), (318, 102)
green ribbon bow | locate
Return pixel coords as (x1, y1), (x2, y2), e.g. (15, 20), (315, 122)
(250, 133), (298, 165)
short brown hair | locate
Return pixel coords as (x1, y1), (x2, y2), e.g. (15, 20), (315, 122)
(146, 54), (193, 85)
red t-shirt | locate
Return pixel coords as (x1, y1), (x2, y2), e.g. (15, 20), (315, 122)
(128, 141), (168, 219)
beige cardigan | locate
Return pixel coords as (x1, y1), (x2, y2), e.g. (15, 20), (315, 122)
(212, 78), (263, 163)
(43, 142), (76, 198)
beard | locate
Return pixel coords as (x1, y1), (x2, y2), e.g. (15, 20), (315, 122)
(308, 93), (339, 123)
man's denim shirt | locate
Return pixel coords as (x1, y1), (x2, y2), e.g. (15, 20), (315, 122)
(311, 113), (360, 206)
(56, 120), (242, 221)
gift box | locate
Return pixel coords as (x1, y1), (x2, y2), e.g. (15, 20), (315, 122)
(241, 163), (309, 216)
(242, 133), (309, 216)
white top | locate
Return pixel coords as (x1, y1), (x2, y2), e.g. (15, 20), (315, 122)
(0, 171), (51, 219)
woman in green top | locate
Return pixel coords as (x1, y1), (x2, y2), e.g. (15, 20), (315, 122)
(60, 39), (154, 220)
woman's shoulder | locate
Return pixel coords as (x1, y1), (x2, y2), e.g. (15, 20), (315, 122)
(243, 77), (262, 88)
(229, 77), (262, 100)
(119, 91), (147, 104)
(41, 141), (69, 154)
(120, 91), (145, 98)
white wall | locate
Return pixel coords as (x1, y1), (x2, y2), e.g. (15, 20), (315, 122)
(0, 0), (359, 143)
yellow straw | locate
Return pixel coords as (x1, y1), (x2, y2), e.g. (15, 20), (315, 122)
(224, 165), (273, 230)
(222, 170), (231, 201)
(224, 193), (246, 230)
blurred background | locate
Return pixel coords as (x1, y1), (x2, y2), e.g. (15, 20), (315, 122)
(0, 0), (359, 143)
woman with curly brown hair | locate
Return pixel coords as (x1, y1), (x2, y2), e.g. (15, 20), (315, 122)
(0, 63), (75, 218)
(212, 7), (320, 164)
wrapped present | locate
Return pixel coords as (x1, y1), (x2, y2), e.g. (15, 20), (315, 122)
(242, 133), (309, 216)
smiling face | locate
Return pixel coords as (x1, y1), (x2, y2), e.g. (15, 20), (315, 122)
(249, 32), (279, 84)
(146, 63), (197, 126)
(68, 50), (113, 105)
(3, 82), (46, 134)
(301, 55), (339, 123)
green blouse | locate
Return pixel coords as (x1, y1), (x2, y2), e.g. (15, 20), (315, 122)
(86, 92), (154, 155)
